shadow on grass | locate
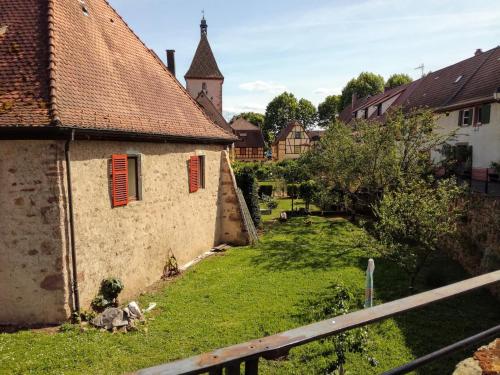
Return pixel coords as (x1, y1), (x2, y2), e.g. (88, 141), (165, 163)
(251, 218), (374, 271)
(358, 252), (500, 374)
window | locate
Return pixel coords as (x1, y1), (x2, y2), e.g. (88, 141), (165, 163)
(377, 103), (382, 116)
(111, 154), (142, 207)
(364, 108), (369, 119)
(294, 131), (302, 139)
(202, 82), (207, 92)
(477, 104), (491, 124)
(239, 132), (247, 137)
(458, 108), (473, 127)
(240, 147), (247, 156)
(198, 155), (205, 189)
(294, 145), (301, 154)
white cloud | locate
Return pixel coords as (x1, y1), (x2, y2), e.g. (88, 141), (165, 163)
(313, 87), (341, 96)
(239, 80), (287, 94)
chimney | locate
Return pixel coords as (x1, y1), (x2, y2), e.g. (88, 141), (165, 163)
(351, 92), (358, 110)
(475, 48), (483, 56)
(166, 49), (176, 77)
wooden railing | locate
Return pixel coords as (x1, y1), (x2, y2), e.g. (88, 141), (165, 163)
(132, 271), (500, 375)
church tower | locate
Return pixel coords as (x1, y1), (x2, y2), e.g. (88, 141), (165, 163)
(185, 16), (224, 113)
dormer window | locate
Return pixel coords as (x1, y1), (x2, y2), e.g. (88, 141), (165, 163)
(454, 75), (463, 83)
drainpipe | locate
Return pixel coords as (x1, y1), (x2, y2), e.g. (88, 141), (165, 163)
(65, 129), (80, 315)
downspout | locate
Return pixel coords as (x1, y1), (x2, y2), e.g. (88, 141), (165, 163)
(65, 130), (80, 315)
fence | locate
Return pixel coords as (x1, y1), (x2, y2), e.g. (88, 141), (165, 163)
(132, 270), (500, 375)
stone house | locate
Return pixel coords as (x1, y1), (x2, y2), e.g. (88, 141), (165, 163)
(272, 121), (311, 161)
(230, 118), (266, 161)
(0, 0), (248, 325)
(339, 46), (500, 180)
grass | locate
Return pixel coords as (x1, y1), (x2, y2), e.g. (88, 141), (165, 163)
(260, 197), (319, 222)
(1, 217), (498, 374)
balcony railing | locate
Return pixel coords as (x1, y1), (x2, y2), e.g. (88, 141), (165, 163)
(132, 270), (500, 375)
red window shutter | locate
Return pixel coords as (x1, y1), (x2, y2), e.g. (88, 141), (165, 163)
(112, 154), (128, 207)
(189, 156), (199, 193)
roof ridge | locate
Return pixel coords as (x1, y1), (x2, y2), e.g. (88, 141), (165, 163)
(47, 0), (61, 125)
(102, 0), (234, 141)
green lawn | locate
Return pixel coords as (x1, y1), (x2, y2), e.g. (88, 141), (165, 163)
(1, 217), (498, 374)
(260, 197), (319, 222)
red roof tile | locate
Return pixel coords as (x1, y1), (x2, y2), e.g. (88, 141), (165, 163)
(185, 32), (224, 80)
(0, 0), (235, 143)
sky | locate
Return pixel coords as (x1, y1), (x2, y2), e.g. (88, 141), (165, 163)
(111, 0), (500, 119)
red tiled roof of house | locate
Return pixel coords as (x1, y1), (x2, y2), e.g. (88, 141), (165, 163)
(0, 0), (236, 143)
(230, 118), (265, 148)
(195, 91), (232, 133)
(185, 34), (224, 80)
(273, 120), (307, 144)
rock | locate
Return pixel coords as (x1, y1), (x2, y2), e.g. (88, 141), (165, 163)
(91, 307), (128, 330)
(453, 358), (482, 375)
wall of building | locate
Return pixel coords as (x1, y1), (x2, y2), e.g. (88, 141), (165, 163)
(234, 147), (265, 161)
(0, 140), (71, 324)
(186, 79), (223, 113)
(273, 124), (310, 160)
(433, 103), (500, 168)
(68, 141), (244, 308)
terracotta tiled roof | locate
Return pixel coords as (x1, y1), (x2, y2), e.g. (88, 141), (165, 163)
(339, 46), (500, 123)
(230, 118), (265, 148)
(0, 0), (235, 143)
(195, 91), (232, 133)
(273, 120), (307, 144)
(185, 34), (224, 80)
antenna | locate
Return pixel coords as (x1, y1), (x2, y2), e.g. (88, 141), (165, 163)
(414, 63), (425, 77)
(202, 9), (205, 19)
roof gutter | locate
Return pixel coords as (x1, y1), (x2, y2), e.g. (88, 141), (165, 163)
(435, 95), (498, 112)
(64, 129), (80, 316)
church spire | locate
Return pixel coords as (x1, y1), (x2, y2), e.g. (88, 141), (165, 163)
(200, 12), (207, 36)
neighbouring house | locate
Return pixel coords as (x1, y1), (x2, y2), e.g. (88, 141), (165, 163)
(0, 0), (249, 325)
(339, 47), (500, 180)
(307, 130), (326, 148)
(230, 118), (266, 161)
(272, 121), (311, 160)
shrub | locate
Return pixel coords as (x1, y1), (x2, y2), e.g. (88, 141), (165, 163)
(299, 180), (318, 210)
(235, 166), (262, 227)
(258, 184), (273, 197)
(287, 183), (299, 198)
(91, 277), (124, 312)
(267, 199), (278, 210)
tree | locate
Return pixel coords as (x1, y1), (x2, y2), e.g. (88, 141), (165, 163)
(234, 166), (261, 227)
(318, 95), (341, 127)
(297, 98), (318, 129)
(340, 72), (385, 111)
(374, 178), (464, 292)
(299, 180), (318, 211)
(305, 108), (452, 214)
(385, 73), (412, 90)
(263, 92), (299, 144)
(231, 112), (265, 128)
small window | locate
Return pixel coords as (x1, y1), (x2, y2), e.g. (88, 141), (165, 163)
(294, 131), (302, 139)
(458, 108), (473, 127)
(294, 145), (301, 154)
(127, 156), (140, 201)
(111, 154), (142, 207)
(202, 82), (207, 91)
(477, 104), (491, 124)
(364, 108), (369, 119)
(198, 155), (205, 189)
(377, 103), (382, 116)
(239, 132), (247, 137)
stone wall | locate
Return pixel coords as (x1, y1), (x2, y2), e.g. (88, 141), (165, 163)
(0, 140), (71, 324)
(68, 141), (246, 309)
(217, 151), (248, 245)
(444, 195), (500, 298)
